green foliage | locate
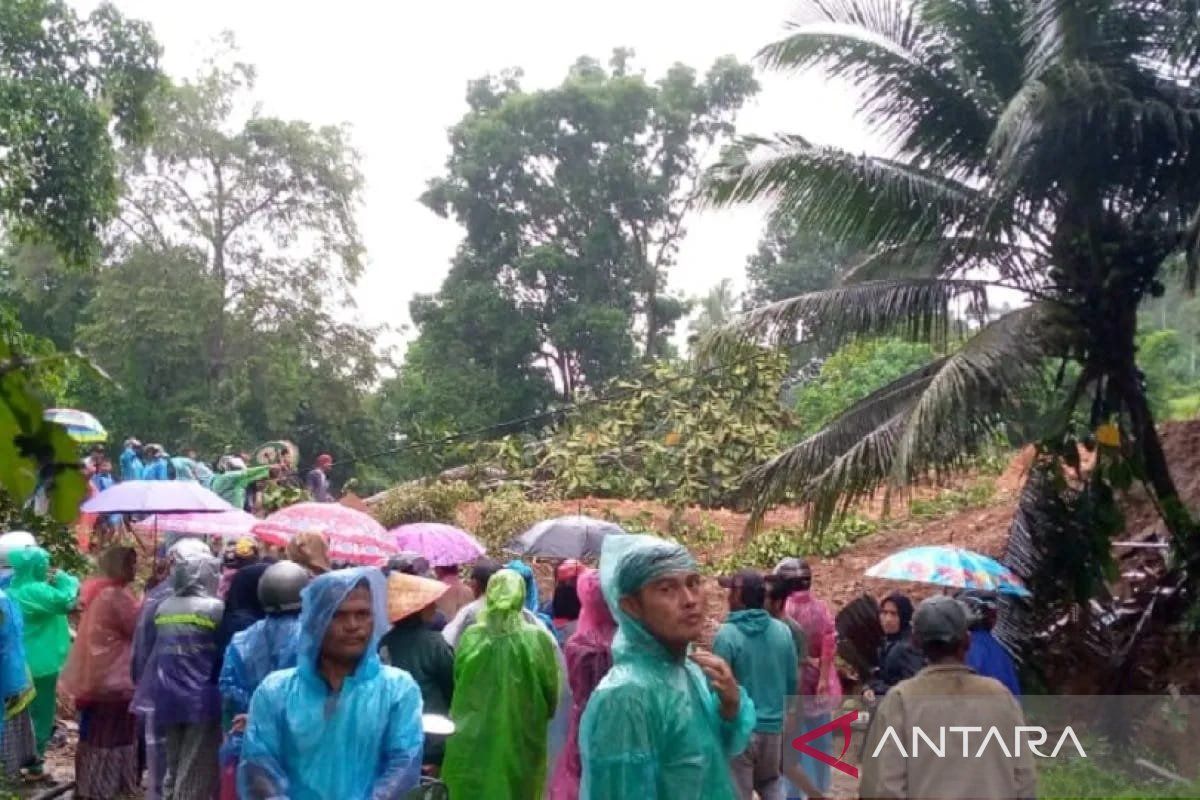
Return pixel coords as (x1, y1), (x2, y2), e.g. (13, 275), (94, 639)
(537, 349), (793, 507)
(371, 482), (479, 530)
(259, 482), (311, 515)
(716, 514), (879, 572)
(0, 0), (161, 264)
(1138, 266), (1200, 421)
(793, 337), (936, 438)
(1038, 756), (1200, 799)
(472, 487), (542, 553)
(0, 489), (87, 575)
(744, 215), (855, 307)
(407, 50), (757, 434)
(908, 480), (996, 520)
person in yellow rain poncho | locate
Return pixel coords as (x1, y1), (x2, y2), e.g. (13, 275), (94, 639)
(442, 568), (559, 800)
(579, 534), (756, 800)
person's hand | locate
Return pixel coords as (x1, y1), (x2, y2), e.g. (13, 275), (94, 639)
(230, 714), (247, 734)
(690, 649), (740, 721)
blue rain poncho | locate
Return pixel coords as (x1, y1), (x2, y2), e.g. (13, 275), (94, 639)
(442, 569), (560, 800)
(966, 629), (1021, 697)
(506, 560), (555, 633)
(0, 590), (32, 707)
(238, 568), (423, 800)
(579, 534), (755, 800)
(219, 614), (302, 719)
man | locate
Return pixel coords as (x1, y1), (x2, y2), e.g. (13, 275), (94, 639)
(959, 591), (1021, 697)
(379, 572), (455, 769)
(182, 449), (214, 486)
(714, 570), (797, 800)
(151, 546), (224, 800)
(239, 569), (424, 799)
(442, 569), (559, 798)
(8, 547), (79, 776)
(306, 454), (334, 502)
(580, 534), (755, 800)
(120, 438), (143, 481)
(859, 596), (1037, 800)
(141, 445), (172, 480)
(84, 444), (105, 472)
(210, 463), (273, 511)
(130, 538), (212, 799)
(434, 564), (474, 620)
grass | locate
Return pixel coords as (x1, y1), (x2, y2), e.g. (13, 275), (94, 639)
(1038, 758), (1200, 799)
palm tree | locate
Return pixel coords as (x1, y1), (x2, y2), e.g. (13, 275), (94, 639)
(703, 0), (1200, 554)
(688, 279), (740, 342)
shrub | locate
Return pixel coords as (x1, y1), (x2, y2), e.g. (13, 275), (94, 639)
(473, 487), (543, 553)
(372, 481), (478, 529)
(715, 514), (879, 572)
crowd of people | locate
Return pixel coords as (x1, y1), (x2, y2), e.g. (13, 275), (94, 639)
(0, 497), (1027, 799)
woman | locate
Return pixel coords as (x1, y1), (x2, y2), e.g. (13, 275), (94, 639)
(863, 593), (924, 704)
(61, 547), (140, 798)
(7, 546), (79, 776)
(548, 568), (615, 800)
(215, 562), (269, 663)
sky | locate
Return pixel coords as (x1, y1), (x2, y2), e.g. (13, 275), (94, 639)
(83, 0), (876, 352)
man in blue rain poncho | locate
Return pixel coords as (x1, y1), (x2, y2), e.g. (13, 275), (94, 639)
(238, 568), (423, 800)
(580, 534), (756, 800)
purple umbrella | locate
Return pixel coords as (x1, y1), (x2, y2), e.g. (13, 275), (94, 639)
(391, 523), (485, 567)
(81, 480), (233, 515)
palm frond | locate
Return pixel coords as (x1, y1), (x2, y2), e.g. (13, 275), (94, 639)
(840, 236), (1046, 289)
(699, 278), (989, 358)
(705, 136), (979, 246)
(892, 303), (1053, 482)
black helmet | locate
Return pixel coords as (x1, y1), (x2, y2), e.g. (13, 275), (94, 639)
(257, 560), (311, 614)
(956, 589), (999, 630)
(386, 551), (432, 578)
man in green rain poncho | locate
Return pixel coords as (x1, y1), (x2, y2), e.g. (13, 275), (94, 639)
(580, 534), (756, 800)
(442, 568), (560, 800)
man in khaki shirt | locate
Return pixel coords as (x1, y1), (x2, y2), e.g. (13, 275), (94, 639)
(859, 596), (1036, 800)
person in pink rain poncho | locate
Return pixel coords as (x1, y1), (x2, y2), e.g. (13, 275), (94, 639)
(777, 557), (840, 798)
(549, 568), (617, 800)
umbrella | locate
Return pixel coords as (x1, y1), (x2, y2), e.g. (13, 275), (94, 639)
(44, 408), (107, 444)
(391, 522), (485, 567)
(81, 480), (232, 515)
(133, 509), (258, 542)
(252, 502), (397, 566)
(865, 545), (1031, 597)
(508, 515), (626, 561)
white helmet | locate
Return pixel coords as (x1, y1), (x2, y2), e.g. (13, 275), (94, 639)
(0, 532), (36, 568)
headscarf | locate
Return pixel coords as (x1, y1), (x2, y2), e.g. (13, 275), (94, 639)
(599, 534), (698, 662)
(216, 563), (270, 655)
(286, 531), (331, 575)
(882, 592), (915, 638)
(571, 568), (615, 644)
(505, 559), (553, 631)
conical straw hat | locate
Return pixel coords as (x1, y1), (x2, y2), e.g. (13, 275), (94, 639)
(387, 572), (450, 623)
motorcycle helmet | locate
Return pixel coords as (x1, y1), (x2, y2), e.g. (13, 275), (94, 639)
(258, 560), (312, 614)
(0, 531), (35, 568)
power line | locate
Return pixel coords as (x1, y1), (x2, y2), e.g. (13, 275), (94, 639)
(332, 348), (774, 471)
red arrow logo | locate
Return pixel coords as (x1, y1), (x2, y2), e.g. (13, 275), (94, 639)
(791, 709), (860, 778)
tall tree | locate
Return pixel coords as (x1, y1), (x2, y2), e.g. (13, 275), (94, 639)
(705, 0), (1200, 555)
(688, 279), (738, 343)
(418, 50), (757, 406)
(744, 216), (853, 306)
(115, 44), (365, 385)
(0, 0), (160, 522)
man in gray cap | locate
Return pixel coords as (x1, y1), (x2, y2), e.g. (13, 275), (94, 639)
(858, 596), (1036, 800)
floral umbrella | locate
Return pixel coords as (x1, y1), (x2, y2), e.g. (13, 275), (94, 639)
(391, 522), (485, 567)
(252, 502), (397, 566)
(865, 545), (1031, 597)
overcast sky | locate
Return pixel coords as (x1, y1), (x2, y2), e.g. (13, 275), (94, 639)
(85, 0), (875, 351)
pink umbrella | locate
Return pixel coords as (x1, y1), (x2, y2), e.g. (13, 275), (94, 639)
(252, 502), (397, 566)
(133, 509), (258, 542)
(391, 523), (485, 567)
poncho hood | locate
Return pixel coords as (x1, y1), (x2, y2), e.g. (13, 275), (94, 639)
(9, 547), (48, 585)
(726, 608), (772, 636)
(599, 533), (697, 665)
(171, 550), (220, 597)
(296, 567), (389, 683)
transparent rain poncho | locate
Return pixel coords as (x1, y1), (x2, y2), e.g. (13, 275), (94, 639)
(442, 569), (560, 800)
(238, 568), (423, 800)
(578, 534), (755, 800)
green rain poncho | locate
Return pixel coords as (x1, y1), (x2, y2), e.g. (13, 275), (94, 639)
(579, 534), (755, 800)
(442, 569), (559, 800)
(7, 548), (78, 677)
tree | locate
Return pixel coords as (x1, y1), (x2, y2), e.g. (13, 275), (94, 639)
(0, 0), (160, 523)
(115, 43), (365, 385)
(418, 50), (757, 407)
(744, 216), (852, 307)
(705, 0), (1200, 554)
(687, 279), (738, 343)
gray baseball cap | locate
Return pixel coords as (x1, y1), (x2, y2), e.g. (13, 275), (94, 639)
(913, 595), (970, 644)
